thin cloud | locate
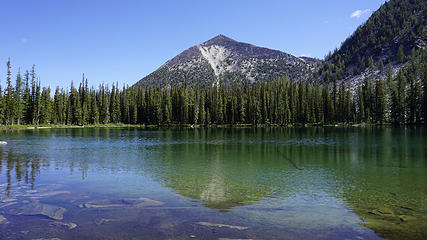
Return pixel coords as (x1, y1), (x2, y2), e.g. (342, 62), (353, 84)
(300, 53), (312, 57)
(350, 9), (371, 18)
(21, 38), (29, 44)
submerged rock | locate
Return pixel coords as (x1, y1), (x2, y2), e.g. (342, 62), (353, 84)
(11, 200), (66, 220)
(0, 201), (18, 209)
(49, 221), (77, 230)
(95, 218), (117, 225)
(368, 208), (395, 217)
(196, 222), (248, 230)
(218, 239), (254, 240)
(80, 197), (164, 209)
(19, 190), (70, 198)
(399, 215), (416, 222)
(0, 197), (18, 203)
(0, 215), (9, 224)
(32, 238), (61, 240)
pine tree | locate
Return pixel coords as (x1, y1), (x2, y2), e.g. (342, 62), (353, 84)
(81, 75), (89, 125)
(30, 66), (37, 124)
(15, 70), (23, 125)
(322, 85), (333, 123)
(391, 70), (406, 124)
(34, 80), (41, 124)
(289, 81), (297, 123)
(407, 57), (421, 124)
(99, 84), (109, 124)
(423, 64), (427, 124)
(90, 89), (99, 124)
(0, 85), (4, 124)
(379, 59), (385, 72)
(23, 70), (31, 124)
(216, 87), (223, 124)
(198, 90), (206, 124)
(368, 56), (375, 73)
(397, 44), (405, 63)
(374, 78), (386, 124)
(53, 87), (62, 124)
(332, 77), (338, 122)
(358, 86), (365, 123)
(5, 59), (14, 125)
(39, 87), (52, 124)
(338, 82), (346, 122)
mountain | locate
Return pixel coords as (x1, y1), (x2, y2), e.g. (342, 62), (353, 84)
(320, 0), (426, 84)
(133, 35), (318, 88)
(134, 0), (426, 88)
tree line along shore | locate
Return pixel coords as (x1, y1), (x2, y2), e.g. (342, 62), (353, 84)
(1, 52), (426, 128)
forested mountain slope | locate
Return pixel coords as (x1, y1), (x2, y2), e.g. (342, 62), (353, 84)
(319, 0), (426, 84)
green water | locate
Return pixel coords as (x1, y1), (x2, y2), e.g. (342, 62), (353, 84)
(0, 127), (426, 239)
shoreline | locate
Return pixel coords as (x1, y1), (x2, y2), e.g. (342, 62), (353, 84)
(0, 123), (423, 130)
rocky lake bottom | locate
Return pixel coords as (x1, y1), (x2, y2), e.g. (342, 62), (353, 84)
(0, 127), (426, 239)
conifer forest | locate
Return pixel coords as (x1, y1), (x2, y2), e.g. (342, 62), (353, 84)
(1, 49), (426, 127)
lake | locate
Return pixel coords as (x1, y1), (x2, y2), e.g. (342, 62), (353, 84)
(0, 127), (426, 240)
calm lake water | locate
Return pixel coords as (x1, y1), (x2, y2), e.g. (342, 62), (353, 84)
(0, 127), (426, 240)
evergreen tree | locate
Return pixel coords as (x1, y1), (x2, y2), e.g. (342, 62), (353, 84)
(0, 85), (4, 124)
(30, 66), (38, 124)
(379, 59), (384, 72)
(332, 77), (338, 122)
(391, 70), (406, 124)
(5, 59), (14, 125)
(39, 87), (52, 124)
(89, 89), (99, 124)
(406, 58), (421, 124)
(357, 86), (365, 123)
(397, 44), (405, 63)
(423, 64), (427, 124)
(374, 78), (386, 124)
(23, 70), (31, 124)
(15, 70), (23, 125)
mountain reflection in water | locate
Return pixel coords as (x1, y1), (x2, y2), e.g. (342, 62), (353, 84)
(0, 127), (426, 239)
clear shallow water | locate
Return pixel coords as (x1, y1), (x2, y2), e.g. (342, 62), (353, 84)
(0, 127), (426, 240)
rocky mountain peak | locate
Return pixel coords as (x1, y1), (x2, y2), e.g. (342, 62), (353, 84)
(133, 35), (318, 88)
(202, 34), (237, 46)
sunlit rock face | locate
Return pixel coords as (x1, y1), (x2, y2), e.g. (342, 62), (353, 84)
(133, 34), (318, 88)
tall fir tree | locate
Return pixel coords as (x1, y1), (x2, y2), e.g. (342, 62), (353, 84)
(15, 70), (24, 125)
(5, 59), (14, 125)
(374, 78), (386, 124)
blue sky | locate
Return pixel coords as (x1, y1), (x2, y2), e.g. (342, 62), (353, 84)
(0, 0), (386, 88)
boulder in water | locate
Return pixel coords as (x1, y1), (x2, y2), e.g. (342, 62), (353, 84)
(80, 197), (164, 209)
(32, 238), (61, 240)
(11, 200), (66, 220)
(0, 201), (18, 209)
(95, 218), (117, 225)
(21, 190), (70, 199)
(49, 221), (77, 230)
(0, 215), (9, 224)
(368, 208), (395, 217)
(196, 222), (248, 230)
(399, 215), (416, 222)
